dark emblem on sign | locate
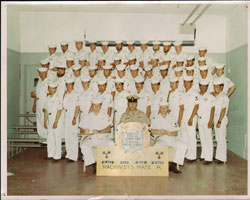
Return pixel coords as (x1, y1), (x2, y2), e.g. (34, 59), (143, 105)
(103, 151), (111, 159)
(155, 151), (164, 159)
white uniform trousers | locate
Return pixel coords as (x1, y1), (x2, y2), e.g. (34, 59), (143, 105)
(180, 116), (197, 160)
(80, 134), (115, 166)
(64, 119), (79, 161)
(47, 125), (62, 160)
(214, 118), (228, 162)
(198, 118), (213, 161)
(36, 100), (47, 138)
(155, 136), (187, 165)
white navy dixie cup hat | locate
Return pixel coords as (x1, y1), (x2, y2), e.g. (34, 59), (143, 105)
(198, 46), (207, 51)
(103, 65), (112, 70)
(144, 65), (153, 71)
(48, 44), (57, 48)
(89, 65), (97, 70)
(81, 75), (91, 82)
(48, 81), (58, 88)
(159, 101), (169, 106)
(116, 64), (126, 71)
(40, 58), (49, 65)
(213, 78), (224, 85)
(98, 56), (106, 61)
(114, 78), (125, 83)
(75, 38), (83, 42)
(65, 78), (75, 84)
(140, 40), (148, 44)
(135, 76), (145, 83)
(199, 65), (208, 71)
(101, 41), (109, 45)
(115, 40), (123, 44)
(127, 40), (134, 45)
(97, 78), (107, 85)
(198, 57), (206, 62)
(215, 63), (225, 69)
(72, 64), (81, 71)
(151, 77), (161, 84)
(174, 66), (183, 72)
(66, 53), (74, 61)
(185, 66), (195, 71)
(183, 75), (194, 81)
(88, 40), (97, 44)
(169, 76), (179, 82)
(152, 41), (160, 45)
(174, 40), (182, 46)
(37, 67), (48, 72)
(56, 61), (67, 69)
(199, 79), (210, 85)
(159, 65), (168, 70)
(186, 55), (195, 61)
(130, 64), (139, 70)
(60, 41), (68, 45)
(176, 57), (185, 62)
(78, 53), (88, 61)
(163, 41), (171, 46)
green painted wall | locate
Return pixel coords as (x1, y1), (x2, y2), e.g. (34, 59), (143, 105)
(7, 48), (20, 137)
(226, 44), (248, 159)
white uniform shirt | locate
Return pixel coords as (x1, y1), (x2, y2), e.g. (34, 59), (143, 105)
(168, 88), (183, 121)
(214, 75), (235, 95)
(36, 78), (48, 103)
(79, 88), (95, 116)
(114, 49), (129, 60)
(97, 90), (113, 115)
(79, 112), (111, 132)
(88, 50), (100, 66)
(138, 49), (153, 65)
(62, 90), (80, 118)
(44, 94), (63, 127)
(56, 76), (66, 99)
(197, 92), (215, 121)
(150, 90), (165, 117)
(136, 89), (151, 114)
(160, 77), (170, 95)
(214, 92), (229, 122)
(180, 88), (199, 121)
(114, 90), (130, 112)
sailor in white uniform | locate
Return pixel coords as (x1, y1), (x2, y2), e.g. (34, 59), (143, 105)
(79, 98), (114, 170)
(197, 79), (215, 164)
(212, 78), (230, 164)
(178, 75), (199, 162)
(62, 78), (80, 162)
(43, 81), (63, 161)
(151, 101), (187, 174)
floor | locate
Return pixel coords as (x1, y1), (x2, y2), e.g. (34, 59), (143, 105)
(7, 147), (247, 196)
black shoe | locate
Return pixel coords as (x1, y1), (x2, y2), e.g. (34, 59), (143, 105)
(203, 161), (212, 165)
(52, 159), (60, 162)
(66, 158), (75, 162)
(93, 163), (97, 174)
(197, 158), (205, 161)
(215, 159), (225, 164)
(44, 157), (52, 160)
(185, 159), (196, 163)
(169, 163), (181, 174)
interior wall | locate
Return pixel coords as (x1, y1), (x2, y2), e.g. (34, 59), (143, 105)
(7, 49), (20, 137)
(226, 5), (248, 159)
(7, 7), (20, 52)
(19, 12), (227, 53)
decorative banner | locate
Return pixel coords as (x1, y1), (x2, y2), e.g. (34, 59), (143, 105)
(96, 146), (169, 177)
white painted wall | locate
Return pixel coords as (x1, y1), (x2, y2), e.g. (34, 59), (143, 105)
(226, 4), (248, 52)
(7, 7), (20, 52)
(20, 11), (227, 53)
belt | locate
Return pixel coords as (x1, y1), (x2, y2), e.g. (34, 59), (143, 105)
(63, 108), (68, 112)
(48, 113), (52, 115)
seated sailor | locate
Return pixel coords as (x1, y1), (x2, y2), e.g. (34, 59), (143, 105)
(151, 101), (187, 174)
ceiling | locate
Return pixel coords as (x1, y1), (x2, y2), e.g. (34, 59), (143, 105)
(6, 2), (240, 15)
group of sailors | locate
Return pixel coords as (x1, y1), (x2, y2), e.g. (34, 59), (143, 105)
(32, 39), (236, 174)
